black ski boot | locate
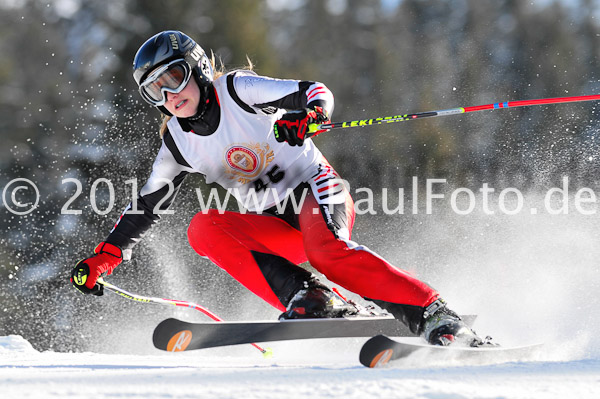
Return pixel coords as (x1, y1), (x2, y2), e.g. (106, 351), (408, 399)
(279, 285), (359, 320)
(422, 299), (490, 347)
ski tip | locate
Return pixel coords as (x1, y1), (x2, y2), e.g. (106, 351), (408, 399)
(359, 335), (395, 368)
(368, 348), (394, 368)
(153, 318), (193, 352)
(166, 329), (193, 352)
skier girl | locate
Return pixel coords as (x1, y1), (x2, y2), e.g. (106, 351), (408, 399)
(71, 30), (483, 346)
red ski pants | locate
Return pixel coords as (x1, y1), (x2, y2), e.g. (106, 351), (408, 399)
(187, 179), (439, 312)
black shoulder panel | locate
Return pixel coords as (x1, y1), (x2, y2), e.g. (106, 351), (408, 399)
(227, 73), (257, 114)
(163, 130), (192, 168)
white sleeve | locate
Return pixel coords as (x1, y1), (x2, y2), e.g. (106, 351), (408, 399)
(231, 72), (334, 116)
(140, 140), (194, 196)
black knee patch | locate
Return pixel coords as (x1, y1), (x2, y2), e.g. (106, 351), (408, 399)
(251, 251), (318, 307)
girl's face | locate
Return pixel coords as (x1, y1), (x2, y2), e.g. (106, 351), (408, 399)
(163, 77), (201, 118)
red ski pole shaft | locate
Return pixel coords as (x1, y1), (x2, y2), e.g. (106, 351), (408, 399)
(308, 93), (600, 133)
(164, 298), (267, 353)
(462, 94), (600, 112)
(97, 279), (271, 356)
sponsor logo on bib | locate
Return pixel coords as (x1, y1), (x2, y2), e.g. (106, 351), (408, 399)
(224, 143), (274, 184)
(226, 146), (259, 173)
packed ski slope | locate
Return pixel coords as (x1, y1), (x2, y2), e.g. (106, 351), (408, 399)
(1, 334), (599, 399)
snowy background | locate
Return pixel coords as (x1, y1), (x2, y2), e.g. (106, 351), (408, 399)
(3, 0), (600, 397)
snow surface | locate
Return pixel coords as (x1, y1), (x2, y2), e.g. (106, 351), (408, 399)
(1, 334), (599, 399)
(5, 194), (600, 398)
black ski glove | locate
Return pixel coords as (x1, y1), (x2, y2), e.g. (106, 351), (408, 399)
(274, 106), (329, 146)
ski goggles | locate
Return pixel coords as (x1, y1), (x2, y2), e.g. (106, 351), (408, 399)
(138, 59), (192, 106)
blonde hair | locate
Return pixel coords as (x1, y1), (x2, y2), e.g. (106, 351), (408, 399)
(158, 53), (253, 138)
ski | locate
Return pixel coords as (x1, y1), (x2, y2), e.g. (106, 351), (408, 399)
(359, 335), (543, 368)
(153, 315), (477, 352)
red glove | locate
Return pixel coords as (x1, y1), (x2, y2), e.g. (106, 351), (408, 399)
(70, 242), (123, 296)
(274, 106), (329, 146)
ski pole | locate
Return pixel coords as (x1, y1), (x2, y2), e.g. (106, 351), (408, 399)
(308, 93), (600, 133)
(97, 278), (272, 357)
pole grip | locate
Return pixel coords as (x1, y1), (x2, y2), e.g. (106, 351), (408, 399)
(307, 123), (322, 136)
